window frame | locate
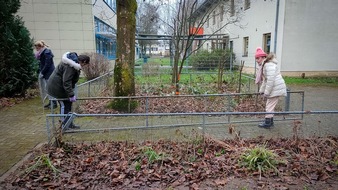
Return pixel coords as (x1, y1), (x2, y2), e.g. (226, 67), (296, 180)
(263, 33), (271, 54)
(103, 0), (117, 12)
(243, 36), (249, 57)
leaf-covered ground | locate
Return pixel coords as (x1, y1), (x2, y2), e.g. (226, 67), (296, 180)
(77, 85), (267, 114)
(1, 135), (337, 189)
(2, 85), (336, 189)
(0, 88), (39, 110)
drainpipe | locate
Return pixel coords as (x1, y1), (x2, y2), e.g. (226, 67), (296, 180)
(273, 0), (280, 53)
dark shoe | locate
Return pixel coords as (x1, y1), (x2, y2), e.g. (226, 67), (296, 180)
(258, 118), (273, 128)
(69, 123), (80, 129)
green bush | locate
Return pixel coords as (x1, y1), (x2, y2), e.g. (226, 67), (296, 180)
(0, 0), (37, 97)
(189, 49), (235, 71)
(81, 52), (110, 80)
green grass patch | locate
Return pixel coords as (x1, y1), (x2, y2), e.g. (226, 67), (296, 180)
(135, 59), (143, 66)
(284, 76), (338, 86)
(143, 147), (163, 164)
(135, 71), (219, 84)
(136, 57), (171, 66)
(240, 144), (285, 179)
(151, 57), (171, 66)
(333, 152), (338, 166)
(78, 77), (87, 84)
(24, 154), (61, 177)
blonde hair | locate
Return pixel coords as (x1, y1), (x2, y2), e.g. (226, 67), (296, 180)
(263, 53), (275, 64)
(34, 40), (49, 48)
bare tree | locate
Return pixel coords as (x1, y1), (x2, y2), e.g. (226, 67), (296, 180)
(159, 0), (242, 94)
(137, 1), (160, 56)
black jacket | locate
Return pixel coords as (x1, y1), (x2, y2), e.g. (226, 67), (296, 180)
(39, 48), (55, 80)
(47, 52), (81, 98)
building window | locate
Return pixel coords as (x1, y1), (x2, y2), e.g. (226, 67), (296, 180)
(230, 0), (235, 16)
(104, 0), (117, 12)
(222, 36), (228, 49)
(243, 37), (249, 57)
(263, 33), (271, 54)
(100, 22), (104, 32)
(220, 5), (224, 21)
(94, 17), (117, 60)
(244, 0), (250, 10)
(213, 11), (216, 25)
(95, 22), (99, 32)
(212, 36), (228, 50)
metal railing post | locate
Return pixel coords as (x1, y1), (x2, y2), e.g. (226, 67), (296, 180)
(46, 117), (51, 142)
(88, 82), (91, 97)
(202, 114), (206, 136)
(285, 88), (290, 111)
(145, 96), (149, 127)
(227, 95), (231, 123)
(301, 91), (305, 120)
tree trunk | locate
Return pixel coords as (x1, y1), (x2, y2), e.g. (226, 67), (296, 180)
(217, 54), (226, 89)
(112, 0), (137, 112)
(218, 59), (224, 89)
(114, 0), (137, 97)
(172, 48), (180, 94)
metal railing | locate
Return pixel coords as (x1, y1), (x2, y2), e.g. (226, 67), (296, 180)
(76, 70), (113, 97)
(45, 68), (338, 144)
(46, 90), (307, 143)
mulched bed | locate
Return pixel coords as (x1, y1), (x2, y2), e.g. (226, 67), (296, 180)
(1, 135), (337, 189)
(77, 85), (267, 114)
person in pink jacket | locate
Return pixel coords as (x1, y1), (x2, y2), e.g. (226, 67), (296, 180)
(255, 47), (287, 128)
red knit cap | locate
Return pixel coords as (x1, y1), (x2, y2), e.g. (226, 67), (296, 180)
(255, 47), (267, 58)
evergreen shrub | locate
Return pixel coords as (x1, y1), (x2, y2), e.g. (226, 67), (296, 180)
(0, 0), (37, 97)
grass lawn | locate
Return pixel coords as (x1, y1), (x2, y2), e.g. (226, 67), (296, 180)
(80, 56), (338, 88)
(284, 76), (338, 87)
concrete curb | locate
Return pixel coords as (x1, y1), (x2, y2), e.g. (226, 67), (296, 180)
(0, 142), (47, 183)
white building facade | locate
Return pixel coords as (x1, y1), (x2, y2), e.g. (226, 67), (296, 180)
(17, 0), (117, 63)
(198, 0), (338, 77)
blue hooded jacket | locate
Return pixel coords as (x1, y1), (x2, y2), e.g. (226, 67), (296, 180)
(39, 48), (55, 80)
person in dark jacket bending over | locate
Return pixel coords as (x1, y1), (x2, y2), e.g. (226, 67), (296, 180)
(47, 52), (90, 129)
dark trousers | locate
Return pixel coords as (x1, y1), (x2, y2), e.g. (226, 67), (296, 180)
(58, 100), (72, 123)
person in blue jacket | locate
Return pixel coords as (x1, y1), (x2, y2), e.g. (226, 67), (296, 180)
(34, 40), (56, 108)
